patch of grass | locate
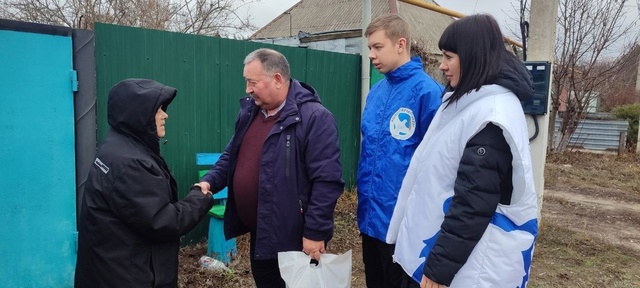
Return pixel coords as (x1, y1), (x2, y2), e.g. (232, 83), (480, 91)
(545, 151), (640, 193)
(529, 220), (640, 288)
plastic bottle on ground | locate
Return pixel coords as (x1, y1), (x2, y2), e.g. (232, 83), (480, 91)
(198, 256), (230, 272)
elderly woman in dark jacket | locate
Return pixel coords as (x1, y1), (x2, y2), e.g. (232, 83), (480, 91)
(75, 79), (214, 288)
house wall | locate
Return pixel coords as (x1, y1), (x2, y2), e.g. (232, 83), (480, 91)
(252, 36), (361, 54)
(252, 36), (300, 47)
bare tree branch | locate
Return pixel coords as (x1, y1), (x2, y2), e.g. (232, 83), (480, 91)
(551, 0), (639, 153)
(0, 0), (259, 37)
(170, 0), (258, 37)
(507, 0), (639, 153)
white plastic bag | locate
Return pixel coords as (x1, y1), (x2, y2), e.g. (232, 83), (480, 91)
(278, 250), (352, 288)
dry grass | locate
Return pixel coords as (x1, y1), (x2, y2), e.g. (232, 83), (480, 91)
(178, 235), (253, 287)
(529, 220), (640, 288)
(530, 151), (640, 287)
(545, 151), (640, 193)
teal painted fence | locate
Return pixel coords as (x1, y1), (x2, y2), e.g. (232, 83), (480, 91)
(0, 26), (77, 287)
(94, 23), (361, 244)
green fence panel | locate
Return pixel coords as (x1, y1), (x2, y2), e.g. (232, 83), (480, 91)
(370, 62), (385, 87)
(304, 49), (361, 189)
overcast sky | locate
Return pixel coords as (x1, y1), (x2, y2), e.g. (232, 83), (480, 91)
(240, 0), (521, 35)
(238, 0), (639, 39)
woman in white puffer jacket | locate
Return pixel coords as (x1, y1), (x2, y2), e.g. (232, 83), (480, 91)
(389, 14), (539, 288)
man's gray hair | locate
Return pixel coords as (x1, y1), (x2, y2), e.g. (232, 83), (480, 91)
(244, 48), (291, 82)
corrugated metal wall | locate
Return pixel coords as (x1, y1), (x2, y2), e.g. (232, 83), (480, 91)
(554, 118), (629, 151)
(94, 23), (361, 244)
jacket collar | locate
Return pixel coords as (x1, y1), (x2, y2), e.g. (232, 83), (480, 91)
(385, 56), (424, 84)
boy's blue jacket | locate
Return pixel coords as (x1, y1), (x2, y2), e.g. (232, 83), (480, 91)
(357, 57), (443, 241)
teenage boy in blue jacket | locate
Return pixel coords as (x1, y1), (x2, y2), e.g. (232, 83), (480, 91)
(357, 13), (443, 288)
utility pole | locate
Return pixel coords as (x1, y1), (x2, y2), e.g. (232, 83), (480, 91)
(361, 0), (371, 116)
(527, 0), (559, 217)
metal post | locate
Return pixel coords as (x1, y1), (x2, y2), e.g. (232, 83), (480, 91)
(284, 12), (292, 37)
(361, 0), (371, 117)
(619, 131), (628, 156)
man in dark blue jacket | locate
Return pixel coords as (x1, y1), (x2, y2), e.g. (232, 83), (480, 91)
(198, 48), (345, 288)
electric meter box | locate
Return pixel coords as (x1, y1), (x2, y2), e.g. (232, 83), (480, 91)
(522, 61), (551, 115)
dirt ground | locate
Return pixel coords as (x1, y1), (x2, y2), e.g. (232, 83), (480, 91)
(178, 151), (640, 287)
(528, 152), (640, 287)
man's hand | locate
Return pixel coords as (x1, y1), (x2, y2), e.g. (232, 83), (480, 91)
(193, 182), (212, 196)
(197, 181), (211, 193)
(420, 275), (445, 288)
(302, 237), (325, 260)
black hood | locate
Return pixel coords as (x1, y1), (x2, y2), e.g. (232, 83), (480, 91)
(107, 78), (177, 153)
(492, 62), (534, 102)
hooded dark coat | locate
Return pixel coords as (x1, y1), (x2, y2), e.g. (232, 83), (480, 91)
(75, 79), (214, 288)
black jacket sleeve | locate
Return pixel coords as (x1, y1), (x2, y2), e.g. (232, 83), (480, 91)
(423, 123), (513, 285)
(109, 159), (215, 240)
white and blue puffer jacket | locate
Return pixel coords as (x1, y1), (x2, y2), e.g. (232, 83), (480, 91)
(357, 57), (443, 241)
(387, 84), (539, 288)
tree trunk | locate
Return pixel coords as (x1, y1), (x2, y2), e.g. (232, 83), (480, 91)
(556, 111), (581, 153)
(556, 130), (572, 152)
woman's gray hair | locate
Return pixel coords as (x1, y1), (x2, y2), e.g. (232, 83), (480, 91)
(244, 48), (291, 82)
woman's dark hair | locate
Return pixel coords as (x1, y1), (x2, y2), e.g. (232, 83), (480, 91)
(438, 14), (523, 105)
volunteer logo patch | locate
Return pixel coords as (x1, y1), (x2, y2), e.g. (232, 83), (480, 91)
(390, 108), (416, 140)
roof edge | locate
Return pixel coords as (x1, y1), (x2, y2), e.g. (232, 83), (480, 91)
(249, 1), (303, 39)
